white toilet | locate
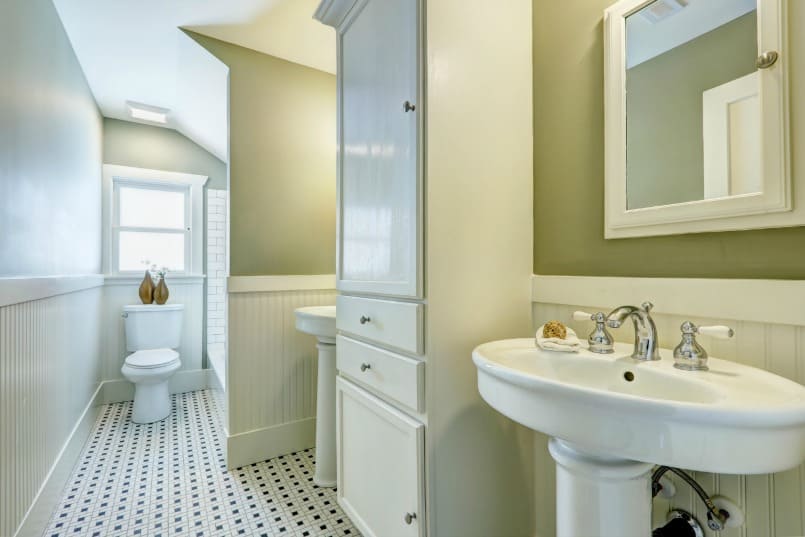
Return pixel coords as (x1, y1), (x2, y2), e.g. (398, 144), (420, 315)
(121, 304), (184, 423)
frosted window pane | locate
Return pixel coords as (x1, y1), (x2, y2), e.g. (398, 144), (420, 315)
(120, 186), (185, 229)
(119, 232), (185, 272)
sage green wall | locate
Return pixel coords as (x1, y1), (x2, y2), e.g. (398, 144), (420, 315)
(0, 0), (103, 277)
(626, 12), (757, 210)
(533, 0), (805, 279)
(187, 32), (336, 276)
(103, 118), (227, 190)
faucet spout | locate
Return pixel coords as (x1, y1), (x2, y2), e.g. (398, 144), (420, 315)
(606, 302), (661, 361)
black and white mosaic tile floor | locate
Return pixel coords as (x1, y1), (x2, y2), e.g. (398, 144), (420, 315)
(45, 390), (359, 537)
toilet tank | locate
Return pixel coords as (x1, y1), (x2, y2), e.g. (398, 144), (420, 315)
(123, 304), (184, 351)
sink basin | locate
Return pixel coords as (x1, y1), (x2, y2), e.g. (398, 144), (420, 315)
(295, 305), (336, 343)
(473, 338), (805, 475)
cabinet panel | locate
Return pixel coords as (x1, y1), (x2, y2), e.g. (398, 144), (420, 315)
(336, 295), (423, 354)
(337, 377), (425, 537)
(336, 335), (424, 412)
(337, 0), (421, 298)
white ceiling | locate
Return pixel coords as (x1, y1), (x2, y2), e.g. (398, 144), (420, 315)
(626, 0), (756, 69)
(51, 0), (335, 162)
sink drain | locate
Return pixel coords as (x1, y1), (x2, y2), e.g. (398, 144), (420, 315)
(623, 371), (635, 382)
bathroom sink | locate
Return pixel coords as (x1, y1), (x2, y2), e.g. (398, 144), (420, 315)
(473, 338), (805, 475)
(295, 305), (336, 343)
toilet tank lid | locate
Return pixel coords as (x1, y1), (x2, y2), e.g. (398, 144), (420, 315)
(124, 304), (184, 312)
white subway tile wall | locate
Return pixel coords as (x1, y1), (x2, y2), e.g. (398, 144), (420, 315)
(207, 189), (227, 345)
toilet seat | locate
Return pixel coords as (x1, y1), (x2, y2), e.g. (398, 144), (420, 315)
(125, 349), (180, 369)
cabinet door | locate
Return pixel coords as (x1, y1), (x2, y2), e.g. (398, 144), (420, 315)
(337, 0), (422, 298)
(337, 377), (425, 537)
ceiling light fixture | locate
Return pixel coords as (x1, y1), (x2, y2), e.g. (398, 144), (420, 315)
(127, 101), (170, 124)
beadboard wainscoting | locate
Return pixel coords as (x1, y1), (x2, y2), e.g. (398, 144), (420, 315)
(101, 275), (207, 403)
(226, 275), (337, 469)
(531, 275), (805, 537)
(0, 280), (104, 537)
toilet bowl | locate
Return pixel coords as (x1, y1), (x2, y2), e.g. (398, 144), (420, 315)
(121, 304), (184, 423)
(121, 349), (182, 423)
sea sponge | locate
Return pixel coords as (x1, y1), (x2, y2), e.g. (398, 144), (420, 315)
(542, 320), (567, 340)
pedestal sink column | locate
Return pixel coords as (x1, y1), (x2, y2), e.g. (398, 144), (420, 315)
(549, 438), (653, 537)
(314, 338), (337, 487)
(294, 306), (337, 488)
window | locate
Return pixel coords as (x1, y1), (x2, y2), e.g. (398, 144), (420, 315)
(103, 165), (208, 276)
(113, 180), (191, 273)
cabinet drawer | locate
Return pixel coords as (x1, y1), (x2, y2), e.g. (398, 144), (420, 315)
(337, 377), (425, 537)
(337, 295), (423, 354)
(337, 335), (424, 413)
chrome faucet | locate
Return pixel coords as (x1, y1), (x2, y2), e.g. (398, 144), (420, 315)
(606, 302), (661, 361)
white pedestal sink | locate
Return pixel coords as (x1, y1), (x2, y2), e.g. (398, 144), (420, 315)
(473, 338), (805, 537)
(295, 305), (337, 488)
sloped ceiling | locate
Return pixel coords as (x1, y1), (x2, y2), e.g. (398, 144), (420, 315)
(52, 0), (335, 161)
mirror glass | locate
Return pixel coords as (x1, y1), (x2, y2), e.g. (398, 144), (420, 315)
(625, 0), (759, 210)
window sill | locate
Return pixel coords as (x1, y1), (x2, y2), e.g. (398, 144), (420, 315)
(104, 274), (206, 286)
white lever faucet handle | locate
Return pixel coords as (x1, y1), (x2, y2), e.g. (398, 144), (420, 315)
(572, 311), (593, 321)
(697, 325), (735, 339)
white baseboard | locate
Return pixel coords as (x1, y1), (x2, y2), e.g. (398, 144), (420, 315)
(14, 384), (104, 537)
(226, 418), (316, 470)
(101, 369), (210, 404)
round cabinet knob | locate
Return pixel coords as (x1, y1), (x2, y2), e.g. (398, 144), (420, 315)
(360, 363), (371, 372)
(359, 315), (371, 325)
(756, 50), (779, 69)
(403, 100), (416, 112)
(404, 512), (417, 525)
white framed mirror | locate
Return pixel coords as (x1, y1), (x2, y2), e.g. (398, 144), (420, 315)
(604, 0), (795, 238)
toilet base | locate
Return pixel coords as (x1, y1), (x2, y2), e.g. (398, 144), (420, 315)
(132, 380), (172, 423)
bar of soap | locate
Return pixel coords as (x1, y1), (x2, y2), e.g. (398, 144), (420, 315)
(543, 320), (567, 339)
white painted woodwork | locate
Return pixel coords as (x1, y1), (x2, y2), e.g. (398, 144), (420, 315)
(0, 286), (103, 537)
(101, 278), (204, 381)
(532, 274), (805, 327)
(336, 0), (422, 298)
(531, 298), (805, 537)
(336, 378), (425, 537)
(228, 274), (335, 293)
(102, 165), (208, 276)
(604, 0), (795, 238)
(318, 0), (535, 534)
(336, 335), (424, 412)
(0, 274), (104, 308)
(336, 295), (423, 355)
(703, 72), (762, 200)
(226, 287), (337, 466)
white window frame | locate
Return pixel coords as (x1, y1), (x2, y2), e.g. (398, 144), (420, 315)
(103, 165), (208, 276)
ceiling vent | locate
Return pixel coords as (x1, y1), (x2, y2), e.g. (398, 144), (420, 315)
(640, 0), (689, 23)
(127, 101), (170, 124)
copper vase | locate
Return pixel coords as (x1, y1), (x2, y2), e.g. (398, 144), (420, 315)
(138, 270), (154, 304)
(154, 277), (170, 305)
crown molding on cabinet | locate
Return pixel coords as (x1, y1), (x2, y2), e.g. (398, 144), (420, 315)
(0, 274), (105, 308)
(532, 274), (805, 326)
(227, 274), (336, 293)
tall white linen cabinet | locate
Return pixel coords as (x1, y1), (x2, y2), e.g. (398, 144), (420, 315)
(314, 1), (535, 536)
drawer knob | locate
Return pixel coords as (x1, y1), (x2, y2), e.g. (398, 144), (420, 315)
(403, 100), (416, 112)
(360, 363), (371, 372)
(404, 512), (417, 525)
(360, 315), (371, 325)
